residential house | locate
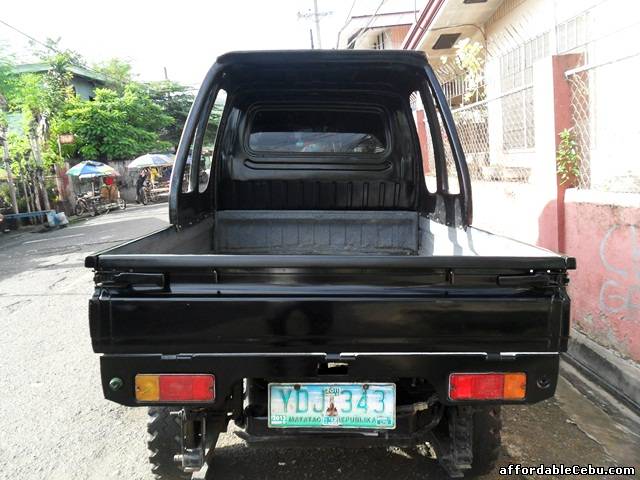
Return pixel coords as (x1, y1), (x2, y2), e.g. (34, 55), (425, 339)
(7, 63), (108, 134)
(401, 0), (640, 411)
(13, 63), (108, 100)
(338, 0), (419, 50)
(6, 63), (109, 213)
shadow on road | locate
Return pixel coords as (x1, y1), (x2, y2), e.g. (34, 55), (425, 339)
(0, 205), (169, 283)
(206, 444), (447, 480)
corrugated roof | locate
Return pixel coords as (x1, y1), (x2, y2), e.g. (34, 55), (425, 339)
(347, 11), (417, 29)
(12, 63), (109, 83)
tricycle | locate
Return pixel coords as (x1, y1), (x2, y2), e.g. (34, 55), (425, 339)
(67, 160), (126, 216)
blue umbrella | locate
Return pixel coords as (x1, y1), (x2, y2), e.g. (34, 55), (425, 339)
(66, 161), (119, 179)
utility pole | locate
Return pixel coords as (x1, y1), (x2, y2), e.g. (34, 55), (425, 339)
(313, 0), (322, 49)
(298, 1), (332, 49)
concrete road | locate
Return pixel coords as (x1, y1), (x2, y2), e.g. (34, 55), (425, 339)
(0, 204), (638, 480)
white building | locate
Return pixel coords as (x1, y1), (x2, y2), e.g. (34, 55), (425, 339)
(401, 0), (640, 409)
(337, 0), (419, 50)
(403, 0), (640, 193)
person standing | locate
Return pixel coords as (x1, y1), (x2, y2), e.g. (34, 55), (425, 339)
(149, 167), (159, 186)
(136, 169), (148, 204)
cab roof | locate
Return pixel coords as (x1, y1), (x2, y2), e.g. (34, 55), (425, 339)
(216, 50), (430, 68)
(213, 50), (430, 94)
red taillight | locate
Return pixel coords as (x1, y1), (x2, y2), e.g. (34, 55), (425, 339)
(135, 374), (215, 402)
(449, 373), (526, 400)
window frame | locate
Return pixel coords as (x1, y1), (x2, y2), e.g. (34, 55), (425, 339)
(372, 31), (386, 50)
(499, 32), (549, 152)
(243, 103), (393, 161)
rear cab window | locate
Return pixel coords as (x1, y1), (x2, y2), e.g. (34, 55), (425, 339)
(248, 107), (388, 156)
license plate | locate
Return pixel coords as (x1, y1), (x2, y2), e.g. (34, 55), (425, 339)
(268, 383), (395, 429)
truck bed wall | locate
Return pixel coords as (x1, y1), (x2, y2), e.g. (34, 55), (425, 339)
(105, 217), (213, 255)
(213, 210), (419, 255)
(94, 210), (563, 260)
(211, 210), (562, 258)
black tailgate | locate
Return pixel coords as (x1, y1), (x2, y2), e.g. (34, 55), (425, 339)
(88, 254), (573, 355)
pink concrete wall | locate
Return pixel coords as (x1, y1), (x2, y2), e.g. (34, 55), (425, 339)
(565, 190), (640, 364)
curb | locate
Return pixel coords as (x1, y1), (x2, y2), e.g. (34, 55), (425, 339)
(559, 359), (640, 434)
(563, 329), (640, 416)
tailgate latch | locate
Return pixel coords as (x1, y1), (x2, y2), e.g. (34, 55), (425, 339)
(97, 272), (166, 292)
(497, 273), (551, 288)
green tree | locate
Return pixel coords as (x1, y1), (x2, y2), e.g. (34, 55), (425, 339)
(93, 58), (134, 92)
(11, 44), (77, 210)
(6, 132), (36, 212)
(146, 81), (196, 150)
(13, 74), (54, 209)
(454, 38), (485, 103)
(0, 48), (19, 213)
(61, 83), (172, 161)
(84, 59), (201, 153)
(440, 38), (485, 104)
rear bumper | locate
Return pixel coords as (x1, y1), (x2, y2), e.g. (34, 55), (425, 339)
(236, 412), (441, 448)
(100, 352), (559, 408)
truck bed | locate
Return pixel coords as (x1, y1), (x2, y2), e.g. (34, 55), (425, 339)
(87, 211), (573, 361)
(87, 210), (571, 268)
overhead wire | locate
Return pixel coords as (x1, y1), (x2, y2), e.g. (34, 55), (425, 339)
(0, 17), (128, 87)
(346, 0), (387, 49)
(335, 0), (359, 48)
(0, 17), (198, 91)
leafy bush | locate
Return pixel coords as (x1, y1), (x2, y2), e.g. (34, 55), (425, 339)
(556, 129), (581, 186)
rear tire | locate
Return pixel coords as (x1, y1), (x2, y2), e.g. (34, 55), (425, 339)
(74, 200), (87, 216)
(470, 406), (502, 476)
(147, 407), (191, 480)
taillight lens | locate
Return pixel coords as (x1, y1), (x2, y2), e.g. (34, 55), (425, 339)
(135, 374), (215, 402)
(449, 372), (526, 400)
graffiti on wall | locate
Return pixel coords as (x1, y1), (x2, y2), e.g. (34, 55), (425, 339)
(599, 224), (640, 313)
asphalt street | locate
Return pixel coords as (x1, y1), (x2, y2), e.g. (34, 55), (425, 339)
(0, 204), (638, 480)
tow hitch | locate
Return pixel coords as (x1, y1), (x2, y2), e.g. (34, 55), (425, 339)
(171, 410), (206, 473)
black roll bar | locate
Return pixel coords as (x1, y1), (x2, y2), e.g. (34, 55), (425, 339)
(170, 57), (473, 228)
(423, 65), (473, 226)
(169, 63), (224, 227)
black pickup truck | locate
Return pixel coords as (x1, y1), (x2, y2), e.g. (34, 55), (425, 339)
(86, 50), (575, 479)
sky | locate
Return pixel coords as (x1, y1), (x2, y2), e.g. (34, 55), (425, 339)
(0, 0), (419, 87)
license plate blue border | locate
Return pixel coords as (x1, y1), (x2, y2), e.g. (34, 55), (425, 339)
(267, 382), (396, 430)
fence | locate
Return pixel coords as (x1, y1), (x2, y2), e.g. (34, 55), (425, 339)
(436, 60), (640, 241)
(449, 86), (534, 185)
(567, 53), (640, 194)
(420, 84), (535, 197)
(427, 0), (640, 197)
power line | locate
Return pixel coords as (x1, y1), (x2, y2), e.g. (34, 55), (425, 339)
(0, 17), (127, 86)
(335, 0), (358, 48)
(0, 17), (190, 89)
(0, 18), (57, 55)
(346, 0), (386, 49)
(1, 18), (201, 91)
